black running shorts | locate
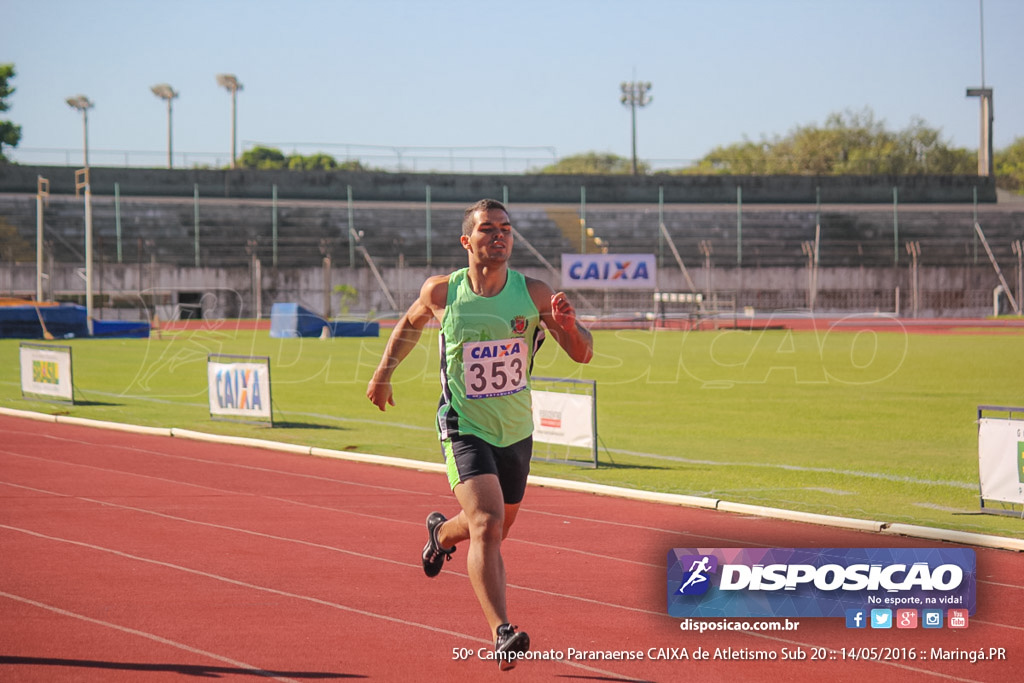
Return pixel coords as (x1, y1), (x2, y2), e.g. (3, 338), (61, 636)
(441, 433), (533, 505)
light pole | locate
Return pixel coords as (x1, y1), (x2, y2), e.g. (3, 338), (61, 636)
(966, 87), (993, 177)
(65, 95), (93, 167)
(966, 1), (994, 177)
(620, 80), (652, 175)
(151, 83), (178, 168)
(216, 73), (242, 168)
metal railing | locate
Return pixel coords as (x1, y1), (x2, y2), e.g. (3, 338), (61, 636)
(8, 143), (565, 175)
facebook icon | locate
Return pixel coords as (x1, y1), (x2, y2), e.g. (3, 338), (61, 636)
(845, 609), (867, 629)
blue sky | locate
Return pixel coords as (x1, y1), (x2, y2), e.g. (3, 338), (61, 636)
(3, 0), (1021, 171)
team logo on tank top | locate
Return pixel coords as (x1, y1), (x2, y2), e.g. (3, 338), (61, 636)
(510, 315), (528, 337)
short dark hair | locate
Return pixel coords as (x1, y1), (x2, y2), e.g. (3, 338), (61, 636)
(462, 198), (509, 236)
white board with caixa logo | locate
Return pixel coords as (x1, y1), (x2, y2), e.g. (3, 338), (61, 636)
(19, 343), (74, 403)
(207, 354), (273, 424)
(561, 253), (656, 290)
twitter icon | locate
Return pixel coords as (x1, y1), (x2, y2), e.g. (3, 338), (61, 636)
(870, 609), (893, 629)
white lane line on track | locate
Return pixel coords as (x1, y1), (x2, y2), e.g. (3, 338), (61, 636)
(0, 481), (663, 618)
(4, 476), (1021, 632)
(0, 524), (646, 682)
(5, 436), (1021, 595)
(4, 447), (1020, 590)
(0, 481), (421, 571)
(265, 494), (665, 569)
(975, 580), (1024, 591)
(0, 479), (664, 617)
(0, 445), (888, 577)
(0, 428), (439, 498)
(2, 443), (1017, 680)
(1, 521), (997, 683)
(0, 448), (661, 572)
(528, 508), (768, 545)
(1, 450), (262, 497)
(970, 620), (1024, 631)
(0, 450), (659, 571)
(0, 590), (304, 683)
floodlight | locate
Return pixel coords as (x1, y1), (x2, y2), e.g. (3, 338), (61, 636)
(216, 74), (243, 168)
(151, 84), (178, 168)
(65, 95), (94, 167)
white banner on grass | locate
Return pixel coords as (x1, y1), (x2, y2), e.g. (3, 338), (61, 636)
(532, 389), (594, 449)
(208, 358), (272, 422)
(19, 344), (73, 402)
(978, 417), (1024, 505)
(561, 253), (656, 290)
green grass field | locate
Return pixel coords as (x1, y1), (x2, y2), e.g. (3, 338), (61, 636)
(3, 322), (1023, 539)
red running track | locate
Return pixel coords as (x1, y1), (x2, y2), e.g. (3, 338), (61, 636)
(1, 414), (1021, 682)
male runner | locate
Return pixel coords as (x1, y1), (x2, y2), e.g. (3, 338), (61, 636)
(366, 198), (593, 670)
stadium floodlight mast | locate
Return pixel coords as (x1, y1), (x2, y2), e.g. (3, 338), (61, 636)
(620, 80), (652, 175)
(150, 83), (178, 169)
(966, 0), (994, 177)
(65, 95), (94, 167)
(216, 73), (242, 169)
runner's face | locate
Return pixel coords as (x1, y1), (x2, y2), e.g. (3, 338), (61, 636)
(463, 208), (513, 262)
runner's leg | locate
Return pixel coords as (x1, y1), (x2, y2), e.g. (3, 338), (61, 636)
(439, 501), (520, 546)
(452, 473), (509, 639)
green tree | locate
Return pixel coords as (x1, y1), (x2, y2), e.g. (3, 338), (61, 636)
(675, 108), (973, 176)
(0, 63), (23, 163)
(238, 147), (379, 172)
(238, 146), (287, 169)
(287, 152), (338, 171)
(531, 152), (645, 175)
(338, 159), (374, 172)
(995, 137), (1024, 194)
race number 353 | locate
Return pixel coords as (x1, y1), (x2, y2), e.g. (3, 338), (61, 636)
(463, 338), (527, 399)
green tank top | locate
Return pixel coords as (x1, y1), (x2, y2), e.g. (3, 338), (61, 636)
(437, 268), (542, 446)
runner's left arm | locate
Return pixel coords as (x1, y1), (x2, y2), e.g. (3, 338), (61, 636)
(527, 278), (593, 364)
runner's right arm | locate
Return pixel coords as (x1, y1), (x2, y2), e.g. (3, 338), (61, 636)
(366, 275), (448, 411)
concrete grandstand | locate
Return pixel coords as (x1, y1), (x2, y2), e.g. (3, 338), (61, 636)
(1, 167), (1021, 322)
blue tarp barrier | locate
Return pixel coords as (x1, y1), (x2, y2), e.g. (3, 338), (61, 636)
(269, 303), (379, 338)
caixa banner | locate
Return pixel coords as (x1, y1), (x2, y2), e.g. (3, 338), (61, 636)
(561, 253), (656, 290)
(207, 354), (273, 425)
(667, 548), (975, 618)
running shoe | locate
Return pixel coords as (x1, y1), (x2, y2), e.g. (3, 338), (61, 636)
(494, 623), (530, 671)
(422, 511), (455, 577)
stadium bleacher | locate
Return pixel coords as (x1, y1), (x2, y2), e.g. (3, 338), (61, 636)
(4, 194), (1020, 270)
(2, 190), (1022, 319)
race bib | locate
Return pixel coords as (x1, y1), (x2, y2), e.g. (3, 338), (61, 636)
(462, 338), (528, 399)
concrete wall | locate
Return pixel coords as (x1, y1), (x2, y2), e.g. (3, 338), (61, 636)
(1, 164), (997, 204)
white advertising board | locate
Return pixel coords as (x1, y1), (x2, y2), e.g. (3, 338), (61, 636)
(561, 253), (656, 290)
(19, 343), (74, 402)
(532, 389), (594, 449)
(978, 416), (1024, 506)
(208, 356), (273, 423)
